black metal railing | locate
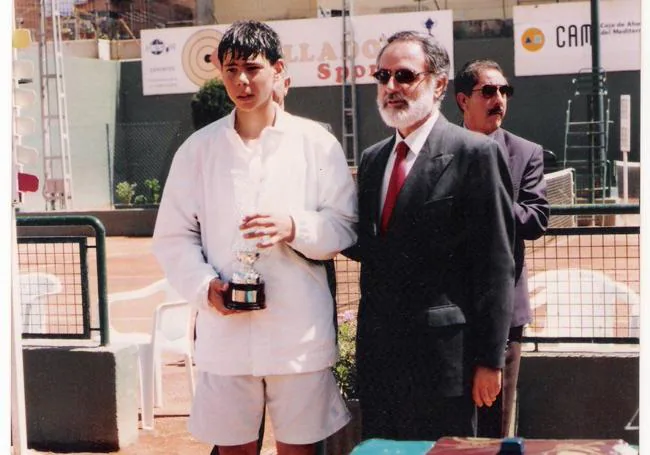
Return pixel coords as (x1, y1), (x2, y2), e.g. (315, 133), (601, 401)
(522, 204), (640, 348)
(16, 215), (110, 345)
(331, 204), (640, 348)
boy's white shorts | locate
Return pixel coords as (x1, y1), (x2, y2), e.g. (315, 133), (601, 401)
(188, 369), (351, 446)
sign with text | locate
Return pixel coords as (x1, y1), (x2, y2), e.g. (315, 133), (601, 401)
(513, 0), (641, 76)
(141, 11), (454, 95)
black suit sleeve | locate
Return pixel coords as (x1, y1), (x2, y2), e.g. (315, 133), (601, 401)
(463, 140), (515, 369)
(341, 151), (370, 263)
(514, 144), (549, 240)
(340, 243), (361, 262)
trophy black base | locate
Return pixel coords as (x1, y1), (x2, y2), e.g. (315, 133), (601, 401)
(224, 282), (266, 311)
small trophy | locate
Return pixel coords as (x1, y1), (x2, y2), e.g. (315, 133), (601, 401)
(224, 186), (266, 311)
(224, 238), (266, 310)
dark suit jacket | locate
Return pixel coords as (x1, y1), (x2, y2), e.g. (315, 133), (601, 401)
(492, 128), (549, 328)
(351, 114), (515, 399)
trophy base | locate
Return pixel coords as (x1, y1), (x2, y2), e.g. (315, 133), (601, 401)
(225, 281), (266, 311)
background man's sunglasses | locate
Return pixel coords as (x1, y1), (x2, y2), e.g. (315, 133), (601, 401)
(372, 69), (433, 85)
(472, 84), (514, 98)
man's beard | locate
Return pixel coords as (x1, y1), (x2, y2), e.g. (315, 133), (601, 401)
(377, 88), (438, 131)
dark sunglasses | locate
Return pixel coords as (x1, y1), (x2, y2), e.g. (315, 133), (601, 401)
(472, 84), (514, 98)
(372, 68), (433, 85)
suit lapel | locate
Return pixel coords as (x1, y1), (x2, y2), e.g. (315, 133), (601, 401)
(389, 116), (454, 227)
(493, 128), (519, 198)
(493, 128), (513, 170)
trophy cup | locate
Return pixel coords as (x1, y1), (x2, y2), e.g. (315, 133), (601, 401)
(224, 187), (266, 311)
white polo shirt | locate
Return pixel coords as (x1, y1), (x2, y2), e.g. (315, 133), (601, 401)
(152, 105), (358, 376)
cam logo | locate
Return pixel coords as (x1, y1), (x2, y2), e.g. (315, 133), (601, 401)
(521, 27), (545, 52)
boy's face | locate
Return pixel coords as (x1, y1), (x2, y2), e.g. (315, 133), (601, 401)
(220, 52), (284, 113)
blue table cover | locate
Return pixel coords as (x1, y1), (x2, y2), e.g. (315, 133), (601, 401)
(351, 438), (435, 455)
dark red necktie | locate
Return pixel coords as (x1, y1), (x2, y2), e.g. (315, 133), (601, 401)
(380, 141), (409, 235)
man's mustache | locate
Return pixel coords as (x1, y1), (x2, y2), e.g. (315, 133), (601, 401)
(383, 94), (407, 106)
(488, 106), (504, 116)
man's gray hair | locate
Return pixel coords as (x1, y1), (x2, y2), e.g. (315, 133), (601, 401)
(376, 30), (451, 78)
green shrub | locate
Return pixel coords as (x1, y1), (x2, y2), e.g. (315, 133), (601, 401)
(144, 178), (161, 204)
(333, 310), (358, 400)
(190, 78), (234, 130)
(115, 181), (137, 205)
(133, 194), (147, 205)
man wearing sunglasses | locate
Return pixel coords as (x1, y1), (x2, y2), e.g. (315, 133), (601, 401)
(454, 59), (549, 438)
(346, 32), (515, 441)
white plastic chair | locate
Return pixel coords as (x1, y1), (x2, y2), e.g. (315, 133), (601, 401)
(528, 268), (640, 338)
(18, 272), (63, 334)
(107, 279), (195, 430)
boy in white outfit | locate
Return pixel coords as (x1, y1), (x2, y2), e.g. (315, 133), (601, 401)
(152, 20), (358, 455)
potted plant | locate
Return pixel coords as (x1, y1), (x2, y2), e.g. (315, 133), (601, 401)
(144, 178), (161, 205)
(326, 309), (362, 455)
(115, 179), (162, 209)
(333, 309), (358, 401)
(115, 181), (137, 206)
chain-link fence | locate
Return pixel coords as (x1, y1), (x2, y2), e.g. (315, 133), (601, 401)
(18, 236), (89, 337)
(112, 121), (193, 206)
(331, 204), (640, 345)
(334, 254), (361, 317)
(525, 221), (640, 342)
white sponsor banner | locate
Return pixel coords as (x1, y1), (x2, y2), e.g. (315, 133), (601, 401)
(513, 0), (641, 76)
(141, 11), (454, 95)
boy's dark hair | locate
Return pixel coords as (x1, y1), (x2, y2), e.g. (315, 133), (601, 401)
(217, 20), (283, 65)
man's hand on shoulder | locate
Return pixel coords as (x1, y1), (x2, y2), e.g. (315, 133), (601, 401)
(240, 213), (296, 248)
(472, 366), (502, 408)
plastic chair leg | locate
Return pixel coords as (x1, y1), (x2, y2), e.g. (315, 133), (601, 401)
(138, 344), (155, 430)
(154, 354), (164, 409)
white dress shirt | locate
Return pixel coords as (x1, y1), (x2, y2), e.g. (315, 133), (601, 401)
(380, 110), (440, 213)
(152, 105), (358, 376)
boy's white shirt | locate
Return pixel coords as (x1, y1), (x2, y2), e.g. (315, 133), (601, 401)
(152, 104), (358, 376)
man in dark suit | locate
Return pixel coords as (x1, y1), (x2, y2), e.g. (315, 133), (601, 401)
(348, 31), (515, 441)
(454, 59), (549, 437)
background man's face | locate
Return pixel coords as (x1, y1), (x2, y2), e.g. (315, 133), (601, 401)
(458, 68), (509, 135)
(220, 53), (282, 112)
(272, 74), (290, 109)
